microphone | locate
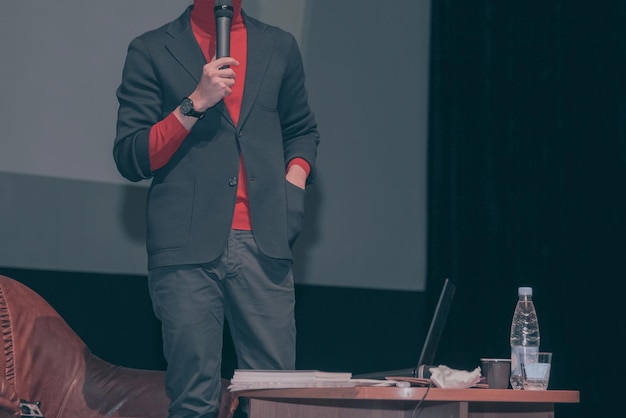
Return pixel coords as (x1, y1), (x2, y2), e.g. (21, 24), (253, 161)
(214, 0), (234, 59)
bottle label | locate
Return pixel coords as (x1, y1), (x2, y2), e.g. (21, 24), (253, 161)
(511, 346), (539, 376)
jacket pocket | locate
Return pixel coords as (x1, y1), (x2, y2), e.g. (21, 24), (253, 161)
(146, 181), (195, 252)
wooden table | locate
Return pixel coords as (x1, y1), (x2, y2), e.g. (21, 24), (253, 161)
(238, 386), (580, 418)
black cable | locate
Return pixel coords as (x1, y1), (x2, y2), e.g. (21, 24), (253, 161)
(411, 383), (433, 418)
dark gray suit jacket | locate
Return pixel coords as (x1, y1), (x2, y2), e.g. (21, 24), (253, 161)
(114, 7), (319, 269)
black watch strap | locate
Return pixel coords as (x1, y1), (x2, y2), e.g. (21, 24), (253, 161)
(180, 97), (206, 119)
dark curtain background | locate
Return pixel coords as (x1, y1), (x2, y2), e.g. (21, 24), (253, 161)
(426, 1), (625, 417)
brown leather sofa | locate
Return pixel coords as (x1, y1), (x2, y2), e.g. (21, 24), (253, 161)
(0, 275), (237, 418)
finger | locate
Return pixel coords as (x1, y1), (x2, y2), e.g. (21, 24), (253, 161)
(219, 68), (237, 79)
(221, 79), (235, 90)
(214, 56), (240, 67)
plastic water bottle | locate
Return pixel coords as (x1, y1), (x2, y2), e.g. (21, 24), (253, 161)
(509, 287), (540, 390)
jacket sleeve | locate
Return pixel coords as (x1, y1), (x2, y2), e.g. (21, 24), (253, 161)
(113, 36), (162, 182)
(278, 34), (320, 185)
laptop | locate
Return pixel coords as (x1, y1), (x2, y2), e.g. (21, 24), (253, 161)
(353, 278), (456, 380)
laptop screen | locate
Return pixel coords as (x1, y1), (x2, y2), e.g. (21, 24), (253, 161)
(417, 278), (456, 367)
(353, 278), (456, 379)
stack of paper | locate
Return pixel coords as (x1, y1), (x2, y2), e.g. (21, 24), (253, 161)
(228, 369), (355, 391)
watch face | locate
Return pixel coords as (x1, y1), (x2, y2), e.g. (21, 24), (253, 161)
(180, 98), (193, 115)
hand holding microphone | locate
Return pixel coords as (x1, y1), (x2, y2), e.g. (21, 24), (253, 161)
(190, 57), (239, 112)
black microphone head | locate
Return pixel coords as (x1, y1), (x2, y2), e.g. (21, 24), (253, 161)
(214, 0), (234, 18)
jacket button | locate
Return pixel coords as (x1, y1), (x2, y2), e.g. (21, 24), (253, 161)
(228, 177), (238, 187)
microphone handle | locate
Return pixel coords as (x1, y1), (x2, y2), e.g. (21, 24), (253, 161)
(215, 17), (231, 59)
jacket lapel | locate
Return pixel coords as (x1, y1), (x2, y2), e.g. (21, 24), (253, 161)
(239, 12), (274, 128)
(164, 7), (204, 83)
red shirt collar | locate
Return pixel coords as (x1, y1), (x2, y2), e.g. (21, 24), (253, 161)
(191, 0), (244, 34)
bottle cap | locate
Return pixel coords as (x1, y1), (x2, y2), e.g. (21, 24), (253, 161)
(518, 287), (533, 296)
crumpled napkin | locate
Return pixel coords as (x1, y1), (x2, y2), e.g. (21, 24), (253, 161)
(429, 365), (482, 389)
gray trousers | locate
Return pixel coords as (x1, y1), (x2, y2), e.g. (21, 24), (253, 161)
(148, 230), (296, 418)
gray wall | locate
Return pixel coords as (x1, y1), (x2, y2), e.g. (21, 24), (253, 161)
(0, 0), (430, 290)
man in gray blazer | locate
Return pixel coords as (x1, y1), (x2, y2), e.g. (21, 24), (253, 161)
(114, 1), (319, 417)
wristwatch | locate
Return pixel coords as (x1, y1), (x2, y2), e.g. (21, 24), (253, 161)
(179, 97), (206, 119)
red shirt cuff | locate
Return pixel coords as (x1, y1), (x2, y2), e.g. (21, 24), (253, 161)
(287, 158), (311, 177)
(149, 113), (190, 171)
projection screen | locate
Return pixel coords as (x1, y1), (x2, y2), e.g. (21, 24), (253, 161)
(0, 0), (430, 291)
